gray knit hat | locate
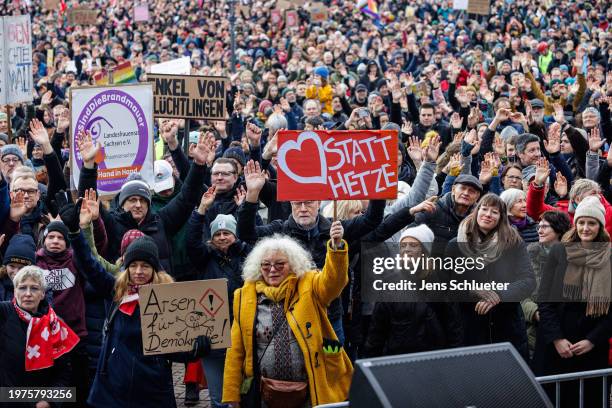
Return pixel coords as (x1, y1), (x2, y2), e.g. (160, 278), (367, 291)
(1, 144), (24, 163)
(210, 214), (237, 237)
(118, 180), (152, 207)
(574, 196), (606, 227)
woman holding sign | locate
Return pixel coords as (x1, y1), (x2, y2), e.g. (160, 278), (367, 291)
(223, 222), (352, 408)
(57, 197), (211, 408)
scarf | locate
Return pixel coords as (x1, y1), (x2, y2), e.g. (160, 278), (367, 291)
(510, 217), (528, 230)
(563, 243), (612, 317)
(119, 284), (143, 316)
(456, 221), (505, 265)
(255, 274), (298, 312)
(12, 298), (79, 371)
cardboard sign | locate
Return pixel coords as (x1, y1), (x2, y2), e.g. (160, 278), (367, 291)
(467, 0), (490, 15)
(285, 9), (299, 27)
(271, 9), (283, 27)
(149, 74), (228, 120)
(70, 84), (155, 196)
(67, 7), (98, 25)
(139, 280), (231, 355)
(134, 4), (150, 22)
(43, 0), (60, 10)
(277, 130), (398, 201)
(276, 0), (292, 9)
(2, 15), (33, 104)
(309, 3), (328, 23)
(150, 56), (191, 75)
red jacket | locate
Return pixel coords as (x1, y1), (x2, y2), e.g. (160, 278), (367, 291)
(527, 182), (612, 237)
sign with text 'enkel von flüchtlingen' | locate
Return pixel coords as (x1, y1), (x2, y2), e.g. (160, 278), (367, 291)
(277, 130), (398, 200)
(139, 279), (231, 355)
(149, 74), (228, 120)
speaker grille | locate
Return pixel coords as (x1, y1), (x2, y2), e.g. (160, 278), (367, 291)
(365, 347), (549, 408)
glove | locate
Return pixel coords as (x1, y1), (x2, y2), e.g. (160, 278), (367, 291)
(190, 335), (211, 359)
(56, 191), (82, 233)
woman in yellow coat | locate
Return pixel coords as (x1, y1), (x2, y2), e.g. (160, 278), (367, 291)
(223, 222), (352, 408)
(305, 66), (334, 115)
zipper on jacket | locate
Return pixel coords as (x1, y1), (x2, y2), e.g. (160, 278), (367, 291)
(289, 310), (319, 404)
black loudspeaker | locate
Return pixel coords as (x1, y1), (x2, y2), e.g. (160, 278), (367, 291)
(349, 343), (552, 408)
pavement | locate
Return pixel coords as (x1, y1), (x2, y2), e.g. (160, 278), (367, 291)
(173, 363), (211, 408)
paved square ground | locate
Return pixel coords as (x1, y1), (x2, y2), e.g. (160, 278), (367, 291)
(173, 363), (211, 408)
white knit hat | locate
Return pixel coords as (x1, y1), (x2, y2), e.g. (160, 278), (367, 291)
(399, 224), (435, 254)
(574, 196), (606, 227)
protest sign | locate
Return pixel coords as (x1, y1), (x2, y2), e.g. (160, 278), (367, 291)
(149, 74), (228, 120)
(70, 84), (154, 196)
(467, 0), (490, 15)
(139, 279), (231, 355)
(134, 4), (150, 22)
(453, 0), (468, 10)
(2, 15), (33, 104)
(67, 7), (98, 25)
(43, 0), (60, 10)
(150, 56), (191, 75)
(310, 3), (328, 22)
(285, 10), (299, 28)
(277, 130), (398, 200)
(271, 9), (283, 27)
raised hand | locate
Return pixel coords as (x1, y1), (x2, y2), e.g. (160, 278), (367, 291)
(494, 135), (506, 156)
(9, 191), (27, 222)
(544, 123), (561, 154)
(534, 157), (550, 187)
(244, 160), (266, 198)
(197, 186), (217, 214)
(81, 188), (100, 225)
(552, 103), (565, 124)
(330, 220), (344, 249)
(554, 173), (568, 198)
(401, 120), (413, 136)
(191, 133), (211, 166)
(159, 119), (179, 150)
(424, 134), (441, 162)
(15, 137), (28, 156)
(479, 154), (494, 185)
(450, 112), (463, 130)
(76, 129), (101, 168)
(29, 119), (52, 153)
(588, 127), (605, 152)
(262, 129), (280, 160)
(245, 122), (263, 147)
(234, 185), (247, 206)
(279, 97), (291, 113)
(40, 90), (53, 106)
(406, 136), (423, 165)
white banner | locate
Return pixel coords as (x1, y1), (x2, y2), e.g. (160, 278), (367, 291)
(2, 15), (33, 104)
(70, 84), (155, 196)
(150, 57), (191, 75)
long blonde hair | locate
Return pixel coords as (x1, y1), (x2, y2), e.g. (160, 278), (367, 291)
(113, 268), (174, 302)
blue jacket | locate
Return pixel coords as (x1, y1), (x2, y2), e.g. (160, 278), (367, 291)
(69, 231), (190, 408)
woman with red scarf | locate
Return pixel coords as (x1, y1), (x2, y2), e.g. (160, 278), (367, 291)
(0, 265), (79, 408)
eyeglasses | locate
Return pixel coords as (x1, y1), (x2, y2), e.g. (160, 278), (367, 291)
(291, 201), (317, 208)
(211, 171), (236, 177)
(505, 175), (522, 181)
(14, 188), (38, 195)
(537, 223), (552, 231)
(260, 261), (288, 272)
(16, 285), (42, 294)
(2, 157), (21, 164)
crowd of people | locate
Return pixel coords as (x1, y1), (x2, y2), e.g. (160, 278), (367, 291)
(0, 0), (611, 407)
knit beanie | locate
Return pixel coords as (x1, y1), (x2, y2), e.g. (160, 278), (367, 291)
(314, 66), (329, 79)
(399, 224), (435, 254)
(1, 144), (24, 163)
(118, 180), (152, 207)
(123, 236), (162, 271)
(223, 147), (246, 168)
(120, 229), (146, 256)
(44, 221), (70, 247)
(500, 188), (526, 213)
(0, 133), (8, 145)
(210, 214), (237, 237)
(3, 234), (36, 266)
(574, 196), (606, 227)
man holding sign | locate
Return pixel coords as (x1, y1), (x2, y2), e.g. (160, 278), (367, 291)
(236, 129), (395, 344)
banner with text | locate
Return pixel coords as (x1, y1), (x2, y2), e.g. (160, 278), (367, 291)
(149, 74), (228, 120)
(0, 15), (33, 104)
(139, 279), (231, 355)
(70, 84), (154, 196)
(67, 7), (98, 25)
(277, 130), (398, 200)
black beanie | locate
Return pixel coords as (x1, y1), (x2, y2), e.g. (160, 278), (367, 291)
(122, 236), (162, 271)
(44, 221), (70, 247)
(3, 234), (36, 266)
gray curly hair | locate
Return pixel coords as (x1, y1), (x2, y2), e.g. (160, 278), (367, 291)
(242, 234), (316, 282)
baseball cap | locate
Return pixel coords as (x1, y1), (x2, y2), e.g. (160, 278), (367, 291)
(153, 160), (175, 193)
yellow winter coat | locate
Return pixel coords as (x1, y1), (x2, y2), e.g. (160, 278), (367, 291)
(222, 240), (353, 406)
(306, 84), (334, 115)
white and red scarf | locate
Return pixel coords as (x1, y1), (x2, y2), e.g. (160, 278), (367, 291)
(119, 285), (142, 316)
(12, 298), (80, 371)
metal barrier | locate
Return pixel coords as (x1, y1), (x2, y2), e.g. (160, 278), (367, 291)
(536, 368), (612, 408)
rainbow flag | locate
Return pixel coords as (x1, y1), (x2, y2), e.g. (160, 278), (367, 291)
(360, 0), (380, 20)
(93, 61), (137, 85)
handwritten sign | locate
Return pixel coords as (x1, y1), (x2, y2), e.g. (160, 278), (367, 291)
(285, 10), (299, 28)
(467, 0), (490, 15)
(67, 7), (98, 25)
(277, 130), (398, 200)
(149, 74), (228, 120)
(43, 0), (60, 10)
(139, 280), (231, 355)
(309, 3), (328, 22)
(70, 84), (155, 196)
(2, 16), (33, 104)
